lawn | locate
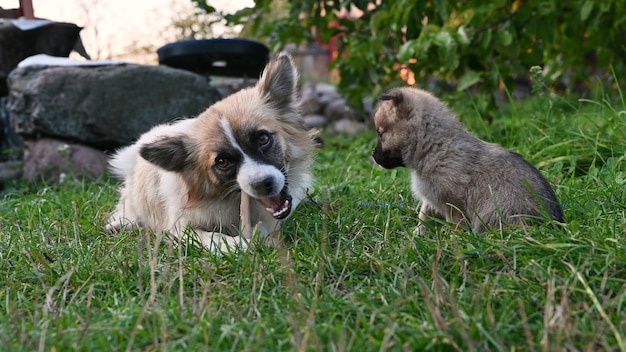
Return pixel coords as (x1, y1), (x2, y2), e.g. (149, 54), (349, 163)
(1, 89), (625, 351)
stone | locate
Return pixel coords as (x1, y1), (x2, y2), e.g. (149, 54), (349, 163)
(299, 95), (323, 116)
(303, 82), (340, 105)
(6, 63), (221, 150)
(330, 118), (367, 135)
(324, 98), (361, 122)
(0, 160), (22, 188)
(298, 82), (370, 135)
(0, 96), (22, 161)
(21, 138), (108, 182)
(303, 114), (326, 128)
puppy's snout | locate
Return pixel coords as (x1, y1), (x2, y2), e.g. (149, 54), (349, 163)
(372, 141), (384, 162)
(372, 140), (405, 169)
(253, 176), (276, 195)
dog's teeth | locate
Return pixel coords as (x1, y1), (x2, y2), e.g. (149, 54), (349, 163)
(272, 200), (290, 217)
(266, 207), (274, 213)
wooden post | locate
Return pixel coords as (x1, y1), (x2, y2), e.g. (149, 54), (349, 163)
(19, 0), (34, 19)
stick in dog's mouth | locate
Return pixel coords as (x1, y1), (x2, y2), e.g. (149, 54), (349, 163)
(240, 188), (291, 240)
(240, 191), (252, 239)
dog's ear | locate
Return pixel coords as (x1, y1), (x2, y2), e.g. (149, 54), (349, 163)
(379, 89), (403, 106)
(140, 135), (190, 172)
(257, 52), (298, 112)
(379, 88), (417, 120)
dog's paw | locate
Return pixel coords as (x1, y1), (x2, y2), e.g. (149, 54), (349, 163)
(105, 221), (120, 234)
(414, 224), (432, 236)
(104, 217), (127, 234)
(194, 232), (249, 255)
(105, 216), (139, 234)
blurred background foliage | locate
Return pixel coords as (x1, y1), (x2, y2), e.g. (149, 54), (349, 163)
(191, 0), (626, 112)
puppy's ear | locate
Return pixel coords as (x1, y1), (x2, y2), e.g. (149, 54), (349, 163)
(379, 89), (403, 106)
(379, 88), (417, 121)
(140, 135), (191, 172)
(257, 52), (298, 112)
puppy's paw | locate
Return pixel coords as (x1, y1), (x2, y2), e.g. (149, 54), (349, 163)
(105, 216), (139, 234)
(194, 232), (249, 255)
(105, 221), (120, 234)
(414, 224), (429, 236)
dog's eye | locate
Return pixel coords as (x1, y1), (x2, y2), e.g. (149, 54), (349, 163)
(258, 132), (273, 151)
(215, 158), (231, 169)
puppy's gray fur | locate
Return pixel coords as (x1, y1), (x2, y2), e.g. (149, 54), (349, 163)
(372, 87), (564, 233)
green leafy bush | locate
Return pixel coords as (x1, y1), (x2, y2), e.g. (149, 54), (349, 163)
(193, 0), (626, 110)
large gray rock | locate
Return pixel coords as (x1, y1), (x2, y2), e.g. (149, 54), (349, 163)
(6, 64), (221, 149)
(0, 161), (22, 188)
(1, 96), (22, 161)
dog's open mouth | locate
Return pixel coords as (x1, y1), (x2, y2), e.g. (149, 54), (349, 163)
(259, 186), (293, 219)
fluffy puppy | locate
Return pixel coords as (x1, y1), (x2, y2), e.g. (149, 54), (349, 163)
(372, 87), (564, 233)
(106, 53), (318, 252)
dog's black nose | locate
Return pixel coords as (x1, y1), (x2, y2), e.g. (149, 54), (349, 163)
(253, 176), (275, 194)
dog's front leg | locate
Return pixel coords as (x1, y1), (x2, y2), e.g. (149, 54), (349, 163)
(105, 193), (141, 234)
(190, 230), (249, 254)
(415, 200), (445, 235)
(105, 212), (141, 234)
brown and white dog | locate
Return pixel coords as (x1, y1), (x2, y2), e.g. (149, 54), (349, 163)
(106, 53), (318, 253)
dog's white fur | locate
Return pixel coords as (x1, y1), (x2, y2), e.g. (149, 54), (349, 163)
(106, 53), (317, 253)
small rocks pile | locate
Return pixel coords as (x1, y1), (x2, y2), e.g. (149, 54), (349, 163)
(299, 82), (372, 135)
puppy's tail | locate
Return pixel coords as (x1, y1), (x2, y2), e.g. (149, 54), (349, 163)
(108, 144), (139, 179)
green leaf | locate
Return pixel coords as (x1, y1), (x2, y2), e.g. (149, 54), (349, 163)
(370, 10), (390, 33)
(481, 29), (492, 49)
(457, 26), (470, 46)
(398, 40), (418, 62)
(457, 70), (481, 91)
(581, 1), (594, 21)
(498, 30), (513, 47)
(434, 30), (454, 48)
(191, 0), (216, 13)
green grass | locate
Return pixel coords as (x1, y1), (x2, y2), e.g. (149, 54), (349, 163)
(1, 91), (625, 351)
